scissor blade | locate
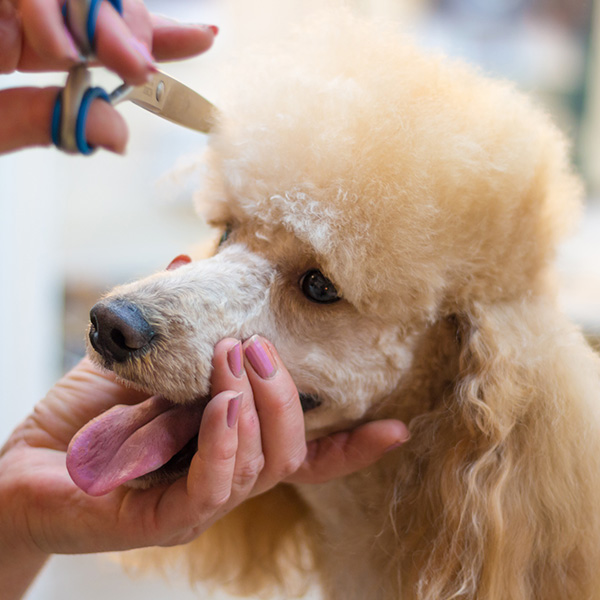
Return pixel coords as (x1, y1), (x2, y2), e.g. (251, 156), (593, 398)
(124, 70), (216, 133)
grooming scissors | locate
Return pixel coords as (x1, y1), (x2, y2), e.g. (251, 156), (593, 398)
(52, 0), (215, 155)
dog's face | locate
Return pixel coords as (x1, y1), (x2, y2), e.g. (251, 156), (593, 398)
(78, 216), (415, 494)
(87, 222), (415, 436)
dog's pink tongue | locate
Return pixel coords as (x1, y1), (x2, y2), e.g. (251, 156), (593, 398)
(66, 396), (202, 496)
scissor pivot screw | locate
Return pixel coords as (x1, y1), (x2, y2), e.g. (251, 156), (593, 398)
(156, 80), (165, 102)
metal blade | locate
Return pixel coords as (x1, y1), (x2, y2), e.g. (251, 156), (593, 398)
(112, 70), (216, 133)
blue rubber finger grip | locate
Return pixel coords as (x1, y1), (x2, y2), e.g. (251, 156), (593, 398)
(51, 91), (64, 148)
(62, 0), (123, 51)
(75, 87), (110, 155)
(87, 0), (123, 50)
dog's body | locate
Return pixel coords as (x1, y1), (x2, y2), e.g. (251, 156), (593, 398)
(81, 13), (600, 600)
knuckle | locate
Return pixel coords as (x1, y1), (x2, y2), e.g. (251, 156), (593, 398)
(216, 446), (238, 464)
(0, 5), (19, 72)
(0, 46), (20, 75)
(125, 0), (154, 44)
(200, 487), (232, 513)
(274, 447), (307, 479)
(159, 529), (198, 548)
(265, 389), (301, 422)
(233, 453), (265, 490)
(239, 410), (260, 438)
(40, 38), (69, 63)
(210, 438), (238, 464)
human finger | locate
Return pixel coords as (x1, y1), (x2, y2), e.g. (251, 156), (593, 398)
(210, 339), (264, 496)
(95, 5), (218, 80)
(94, 2), (217, 83)
(14, 3), (216, 74)
(0, 0), (23, 73)
(150, 390), (242, 544)
(187, 390), (242, 504)
(242, 336), (307, 493)
(150, 14), (217, 61)
(18, 0), (152, 82)
(286, 419), (411, 485)
(41, 358), (149, 429)
(0, 87), (127, 154)
(93, 0), (155, 85)
(119, 0), (152, 46)
(4, 358), (148, 454)
(20, 0), (80, 66)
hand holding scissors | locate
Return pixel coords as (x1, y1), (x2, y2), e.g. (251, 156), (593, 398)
(0, 0), (218, 155)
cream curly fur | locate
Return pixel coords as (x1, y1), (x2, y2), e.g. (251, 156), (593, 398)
(95, 11), (600, 600)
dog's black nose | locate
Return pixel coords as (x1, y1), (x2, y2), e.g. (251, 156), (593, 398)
(89, 300), (154, 363)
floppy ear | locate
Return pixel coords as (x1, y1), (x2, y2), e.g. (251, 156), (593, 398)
(399, 299), (600, 600)
(122, 484), (317, 597)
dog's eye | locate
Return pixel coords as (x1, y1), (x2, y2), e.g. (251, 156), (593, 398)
(300, 270), (341, 304)
(218, 226), (232, 246)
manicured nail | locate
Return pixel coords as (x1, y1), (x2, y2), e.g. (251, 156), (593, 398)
(185, 23), (219, 36)
(104, 143), (127, 156)
(227, 392), (243, 428)
(151, 14), (218, 34)
(129, 38), (157, 70)
(64, 31), (83, 62)
(227, 341), (244, 378)
(385, 430), (411, 452)
(244, 335), (277, 379)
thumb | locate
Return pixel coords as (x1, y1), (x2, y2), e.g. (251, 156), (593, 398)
(285, 419), (410, 485)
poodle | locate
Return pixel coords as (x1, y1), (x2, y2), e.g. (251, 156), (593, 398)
(71, 12), (600, 600)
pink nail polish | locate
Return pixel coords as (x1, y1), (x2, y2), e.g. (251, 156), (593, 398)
(64, 31), (83, 62)
(227, 341), (244, 378)
(209, 25), (219, 36)
(244, 336), (277, 379)
(385, 441), (404, 453)
(129, 38), (156, 69)
(385, 430), (411, 452)
(227, 393), (243, 428)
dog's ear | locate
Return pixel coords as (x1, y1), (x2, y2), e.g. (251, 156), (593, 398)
(400, 299), (600, 598)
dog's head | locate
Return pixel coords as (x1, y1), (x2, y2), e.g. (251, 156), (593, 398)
(73, 13), (581, 495)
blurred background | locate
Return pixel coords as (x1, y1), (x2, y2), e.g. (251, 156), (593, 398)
(0, 0), (598, 598)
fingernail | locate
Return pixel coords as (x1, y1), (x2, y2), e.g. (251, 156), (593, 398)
(227, 392), (243, 428)
(64, 31), (82, 62)
(105, 143), (127, 156)
(385, 431), (411, 452)
(184, 23), (219, 35)
(129, 38), (157, 70)
(244, 335), (277, 379)
(227, 341), (244, 378)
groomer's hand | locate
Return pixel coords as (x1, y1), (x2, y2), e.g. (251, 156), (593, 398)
(210, 336), (411, 495)
(0, 0), (217, 154)
(0, 338), (408, 599)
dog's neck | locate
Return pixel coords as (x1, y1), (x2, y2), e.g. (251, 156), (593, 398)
(295, 317), (461, 600)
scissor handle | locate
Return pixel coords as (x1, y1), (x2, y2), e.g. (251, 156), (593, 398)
(51, 74), (110, 154)
(63, 0), (123, 57)
(53, 0), (123, 154)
